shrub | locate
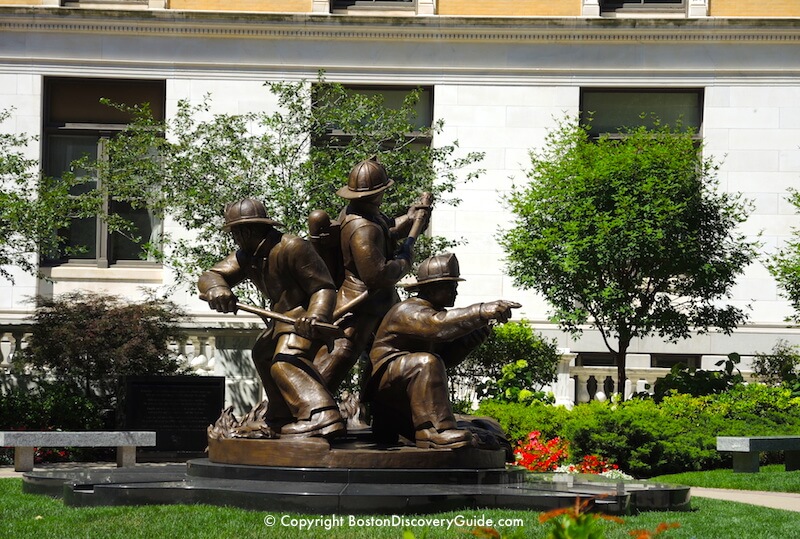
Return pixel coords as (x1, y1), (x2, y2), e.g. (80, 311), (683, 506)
(480, 384), (800, 477)
(476, 400), (570, 443)
(0, 379), (108, 463)
(16, 291), (189, 408)
(752, 340), (800, 393)
(0, 379), (105, 431)
(514, 430), (569, 472)
(652, 352), (743, 402)
(450, 320), (560, 404)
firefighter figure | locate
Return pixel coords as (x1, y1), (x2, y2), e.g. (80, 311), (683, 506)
(366, 253), (521, 449)
(198, 198), (345, 439)
(314, 157), (431, 392)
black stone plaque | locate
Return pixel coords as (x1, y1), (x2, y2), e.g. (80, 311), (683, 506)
(120, 375), (225, 453)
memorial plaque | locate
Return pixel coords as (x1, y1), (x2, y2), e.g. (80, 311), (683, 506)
(120, 375), (225, 453)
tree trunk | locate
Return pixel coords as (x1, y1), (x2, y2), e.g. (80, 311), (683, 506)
(616, 341), (629, 401)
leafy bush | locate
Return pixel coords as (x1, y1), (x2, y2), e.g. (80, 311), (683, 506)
(450, 320), (560, 404)
(0, 379), (108, 464)
(480, 384), (800, 477)
(16, 291), (189, 406)
(514, 430), (569, 472)
(0, 379), (105, 431)
(752, 340), (800, 394)
(652, 352), (744, 402)
(476, 400), (570, 443)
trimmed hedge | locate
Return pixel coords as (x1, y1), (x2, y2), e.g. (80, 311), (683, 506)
(477, 384), (800, 477)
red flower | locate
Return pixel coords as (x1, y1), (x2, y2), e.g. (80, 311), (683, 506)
(514, 431), (570, 472)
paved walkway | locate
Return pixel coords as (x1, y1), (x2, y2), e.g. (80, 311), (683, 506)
(691, 487), (800, 512)
(2, 464), (799, 512)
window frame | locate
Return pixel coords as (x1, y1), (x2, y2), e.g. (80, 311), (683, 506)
(579, 87), (704, 140)
(601, 0), (686, 13)
(650, 354), (701, 369)
(333, 0), (415, 9)
(576, 352), (617, 367)
(313, 84), (434, 147)
(41, 77), (166, 269)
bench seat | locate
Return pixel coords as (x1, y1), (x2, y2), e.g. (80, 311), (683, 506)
(0, 431), (157, 472)
(716, 436), (800, 473)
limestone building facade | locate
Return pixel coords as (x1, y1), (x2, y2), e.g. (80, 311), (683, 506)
(1, 1), (799, 405)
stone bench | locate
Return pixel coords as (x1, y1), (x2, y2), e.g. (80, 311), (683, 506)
(716, 436), (800, 473)
(0, 431), (157, 472)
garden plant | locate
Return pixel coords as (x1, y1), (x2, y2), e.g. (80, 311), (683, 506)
(500, 117), (758, 398)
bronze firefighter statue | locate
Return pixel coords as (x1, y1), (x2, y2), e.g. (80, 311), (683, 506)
(198, 198), (345, 439)
(366, 253), (521, 449)
(313, 156), (432, 393)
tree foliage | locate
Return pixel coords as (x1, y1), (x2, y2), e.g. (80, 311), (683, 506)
(0, 108), (102, 280)
(500, 117), (758, 396)
(17, 291), (188, 402)
(88, 76), (483, 291)
(769, 189), (800, 321)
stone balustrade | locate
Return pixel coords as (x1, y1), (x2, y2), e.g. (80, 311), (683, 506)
(1, 327), (754, 413)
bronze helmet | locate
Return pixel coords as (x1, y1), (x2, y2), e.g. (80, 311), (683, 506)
(336, 156), (395, 200)
(222, 198), (283, 231)
(404, 253), (466, 290)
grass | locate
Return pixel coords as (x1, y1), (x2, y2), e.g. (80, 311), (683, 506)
(2, 476), (800, 539)
(652, 464), (800, 493)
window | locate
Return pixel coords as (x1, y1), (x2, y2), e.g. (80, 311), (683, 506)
(61, 0), (149, 7)
(651, 354), (700, 369)
(333, 0), (415, 12)
(580, 88), (703, 139)
(576, 352), (617, 367)
(43, 78), (166, 268)
(314, 85), (433, 146)
(602, 0), (685, 12)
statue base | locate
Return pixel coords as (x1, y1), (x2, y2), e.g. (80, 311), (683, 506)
(21, 455), (691, 515)
(207, 431), (506, 469)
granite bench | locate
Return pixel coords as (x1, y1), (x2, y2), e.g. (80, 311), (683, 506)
(716, 436), (800, 473)
(0, 431), (157, 472)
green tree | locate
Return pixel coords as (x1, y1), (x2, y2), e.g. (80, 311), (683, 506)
(17, 291), (188, 405)
(500, 117), (758, 398)
(0, 108), (102, 280)
(88, 76), (483, 294)
(769, 189), (800, 321)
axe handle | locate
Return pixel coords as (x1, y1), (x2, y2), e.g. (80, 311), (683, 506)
(200, 294), (343, 337)
(235, 303), (341, 333)
(408, 191), (432, 242)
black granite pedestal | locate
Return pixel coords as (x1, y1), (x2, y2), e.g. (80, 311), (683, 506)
(22, 459), (690, 515)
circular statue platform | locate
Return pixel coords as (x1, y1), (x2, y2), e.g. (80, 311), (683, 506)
(20, 422), (690, 515)
(206, 434), (506, 469)
(22, 453), (691, 515)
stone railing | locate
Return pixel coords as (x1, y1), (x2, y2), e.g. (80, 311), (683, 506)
(0, 327), (224, 376)
(2, 328), (755, 413)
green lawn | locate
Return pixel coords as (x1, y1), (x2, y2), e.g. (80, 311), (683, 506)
(2, 476), (800, 539)
(652, 464), (800, 493)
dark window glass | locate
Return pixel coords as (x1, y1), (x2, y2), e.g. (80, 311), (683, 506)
(43, 78), (165, 266)
(580, 88), (703, 137)
(651, 354), (701, 369)
(576, 353), (617, 367)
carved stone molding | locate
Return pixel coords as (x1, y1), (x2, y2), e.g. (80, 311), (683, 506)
(2, 9), (799, 43)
